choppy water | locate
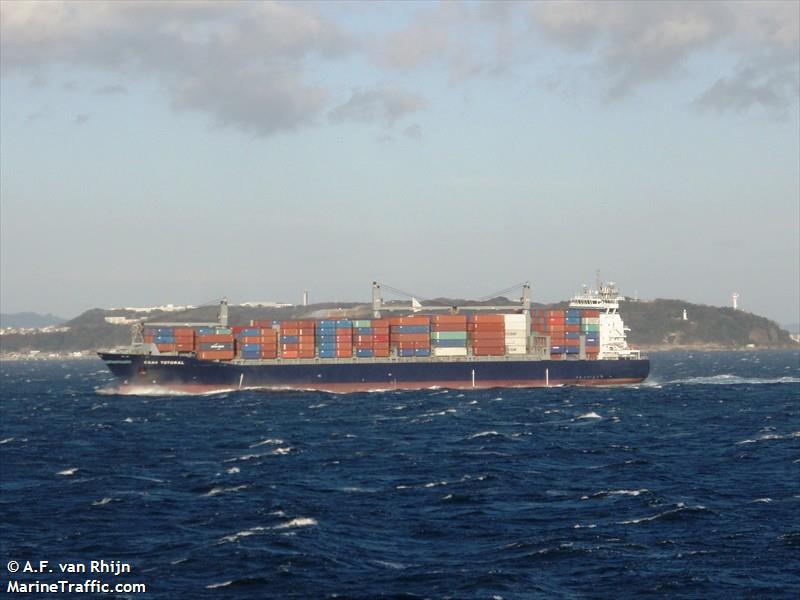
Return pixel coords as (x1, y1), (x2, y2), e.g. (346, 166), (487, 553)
(1, 351), (799, 598)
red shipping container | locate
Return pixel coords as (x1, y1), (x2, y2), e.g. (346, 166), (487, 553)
(198, 351), (234, 361)
(565, 324), (580, 332)
(176, 342), (194, 352)
(282, 350), (299, 359)
(299, 350), (315, 358)
(390, 333), (429, 343)
(373, 349), (390, 357)
(281, 328), (299, 336)
(298, 343), (316, 351)
(281, 343), (299, 351)
(373, 342), (390, 351)
(582, 310), (600, 318)
(469, 314), (505, 323)
(156, 344), (177, 352)
(144, 336), (154, 343)
(373, 333), (389, 342)
(470, 332), (505, 341)
(432, 314), (467, 324)
(336, 349), (352, 358)
(261, 351), (278, 359)
(473, 347), (505, 356)
(335, 334), (352, 343)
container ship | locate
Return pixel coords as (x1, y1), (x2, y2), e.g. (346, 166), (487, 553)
(98, 281), (649, 393)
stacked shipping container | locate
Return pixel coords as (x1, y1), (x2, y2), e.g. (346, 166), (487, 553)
(389, 316), (431, 357)
(316, 320), (354, 358)
(281, 320), (316, 359)
(430, 315), (468, 357)
(469, 314), (505, 356)
(503, 314), (527, 355)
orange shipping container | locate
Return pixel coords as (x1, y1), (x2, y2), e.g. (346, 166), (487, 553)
(198, 351), (234, 361)
(282, 350), (299, 359)
(156, 344), (177, 352)
(469, 314), (505, 323)
(176, 343), (194, 352)
(388, 316), (430, 326)
(390, 333), (429, 343)
(565, 324), (580, 332)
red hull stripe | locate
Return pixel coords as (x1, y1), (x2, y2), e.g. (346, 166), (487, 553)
(111, 378), (646, 395)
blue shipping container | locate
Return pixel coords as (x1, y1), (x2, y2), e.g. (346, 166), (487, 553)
(392, 325), (429, 334)
(414, 349), (431, 357)
(335, 320), (352, 327)
(355, 327), (373, 334)
(565, 331), (581, 339)
(432, 339), (467, 348)
(155, 336), (176, 343)
(566, 310), (581, 318)
(356, 349), (374, 358)
(565, 347), (580, 354)
(565, 317), (581, 325)
(318, 342), (337, 351)
(398, 348), (416, 357)
(241, 328), (260, 337)
(197, 327), (215, 336)
(241, 344), (261, 351)
(319, 349), (336, 358)
(281, 335), (299, 343)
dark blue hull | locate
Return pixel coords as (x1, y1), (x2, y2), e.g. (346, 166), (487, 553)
(98, 352), (649, 393)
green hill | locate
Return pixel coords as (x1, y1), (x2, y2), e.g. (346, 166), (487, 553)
(0, 298), (794, 355)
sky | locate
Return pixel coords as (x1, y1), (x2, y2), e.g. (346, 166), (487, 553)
(1, 0), (798, 324)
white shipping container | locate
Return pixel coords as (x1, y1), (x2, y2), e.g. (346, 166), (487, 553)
(433, 347), (468, 357)
(503, 314), (527, 326)
(504, 330), (528, 339)
(506, 347), (528, 354)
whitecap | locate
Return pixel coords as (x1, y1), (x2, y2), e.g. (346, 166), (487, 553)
(123, 417), (134, 423)
(92, 497), (113, 506)
(595, 489), (649, 497)
(668, 375), (800, 386)
(736, 431), (800, 445)
(57, 468), (78, 476)
(578, 412), (602, 419)
(203, 485), (248, 497)
(470, 431), (500, 439)
(226, 466), (240, 474)
(424, 481), (447, 488)
(274, 517), (317, 530)
(0, 437), (14, 445)
(573, 523), (597, 529)
(249, 438), (284, 448)
(206, 581), (233, 589)
(219, 526), (267, 543)
(752, 498), (773, 503)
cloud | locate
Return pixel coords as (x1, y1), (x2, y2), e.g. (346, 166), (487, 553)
(330, 87), (426, 126)
(694, 55), (799, 116)
(530, 1), (799, 110)
(0, 1), (355, 136)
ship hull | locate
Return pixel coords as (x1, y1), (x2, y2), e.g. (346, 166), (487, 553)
(98, 352), (650, 394)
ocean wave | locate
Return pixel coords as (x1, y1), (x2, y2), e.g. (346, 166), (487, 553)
(96, 385), (236, 397)
(589, 489), (650, 499)
(57, 468), (78, 476)
(0, 437), (14, 445)
(274, 517), (317, 530)
(203, 485), (248, 497)
(577, 412), (602, 420)
(736, 432), (800, 445)
(248, 438), (284, 448)
(91, 497), (114, 506)
(665, 375), (800, 386)
(620, 503), (713, 525)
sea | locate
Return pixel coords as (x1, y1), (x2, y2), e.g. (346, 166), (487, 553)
(1, 350), (799, 599)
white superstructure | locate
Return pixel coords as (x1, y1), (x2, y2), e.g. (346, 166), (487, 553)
(569, 281), (640, 360)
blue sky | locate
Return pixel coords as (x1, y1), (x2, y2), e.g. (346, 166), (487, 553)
(1, 1), (798, 324)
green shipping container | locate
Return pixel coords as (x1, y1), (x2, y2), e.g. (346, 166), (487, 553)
(352, 320), (372, 328)
(430, 331), (468, 341)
